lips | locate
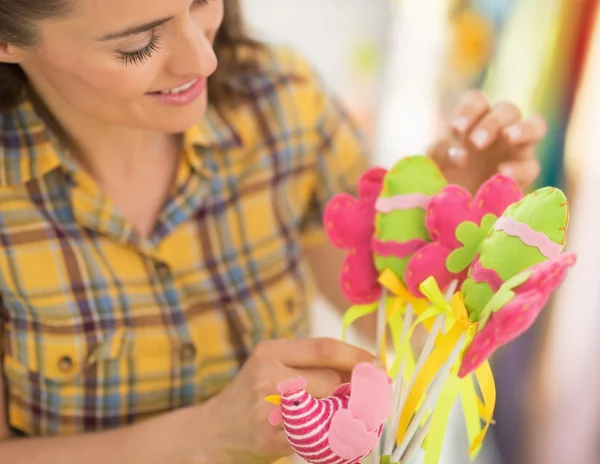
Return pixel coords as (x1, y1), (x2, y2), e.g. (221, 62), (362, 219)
(147, 76), (207, 106)
(151, 78), (199, 95)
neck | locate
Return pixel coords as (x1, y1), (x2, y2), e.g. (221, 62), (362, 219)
(30, 87), (179, 184)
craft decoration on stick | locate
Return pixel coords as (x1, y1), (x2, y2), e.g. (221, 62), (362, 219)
(392, 185), (576, 464)
(325, 167), (388, 305)
(373, 156), (447, 283)
(267, 154), (577, 464)
(405, 174), (523, 298)
(265, 363), (393, 464)
(458, 186), (575, 376)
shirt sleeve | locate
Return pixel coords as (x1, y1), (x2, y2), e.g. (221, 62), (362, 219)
(299, 72), (371, 247)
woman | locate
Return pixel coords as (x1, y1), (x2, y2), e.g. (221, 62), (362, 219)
(0, 0), (546, 462)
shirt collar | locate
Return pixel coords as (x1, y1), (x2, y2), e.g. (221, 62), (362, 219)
(0, 93), (242, 187)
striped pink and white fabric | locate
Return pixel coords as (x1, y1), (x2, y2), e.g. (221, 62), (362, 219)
(281, 390), (382, 464)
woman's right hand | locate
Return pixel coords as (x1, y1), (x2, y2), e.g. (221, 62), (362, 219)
(198, 337), (379, 463)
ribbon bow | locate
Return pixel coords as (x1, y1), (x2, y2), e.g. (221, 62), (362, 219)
(341, 269), (426, 379)
(377, 269), (429, 370)
(395, 277), (496, 462)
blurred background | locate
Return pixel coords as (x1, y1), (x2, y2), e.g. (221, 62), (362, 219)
(244, 0), (600, 463)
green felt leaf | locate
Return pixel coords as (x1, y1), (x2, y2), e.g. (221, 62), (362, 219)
(446, 214), (498, 274)
(463, 279), (496, 321)
(477, 271), (532, 328)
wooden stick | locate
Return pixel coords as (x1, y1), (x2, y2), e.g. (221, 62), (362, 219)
(383, 304), (414, 456)
(392, 334), (465, 461)
(376, 289), (388, 362)
(400, 414), (432, 464)
(397, 279), (458, 419)
(397, 315), (444, 416)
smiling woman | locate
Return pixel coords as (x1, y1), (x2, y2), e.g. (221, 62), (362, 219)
(0, 0), (378, 462)
(0, 0), (261, 111)
(0, 0), (548, 463)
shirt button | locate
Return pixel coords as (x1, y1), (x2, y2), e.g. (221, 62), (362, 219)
(58, 355), (74, 373)
(156, 262), (171, 280)
(180, 343), (196, 363)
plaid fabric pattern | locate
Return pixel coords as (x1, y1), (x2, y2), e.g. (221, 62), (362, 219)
(0, 46), (368, 437)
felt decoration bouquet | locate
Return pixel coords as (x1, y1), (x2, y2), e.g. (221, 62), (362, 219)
(265, 155), (576, 464)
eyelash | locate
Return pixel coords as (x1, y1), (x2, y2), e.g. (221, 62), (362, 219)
(118, 0), (210, 66)
(119, 34), (161, 66)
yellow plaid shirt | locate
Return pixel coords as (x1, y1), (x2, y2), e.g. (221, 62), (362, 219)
(0, 45), (368, 443)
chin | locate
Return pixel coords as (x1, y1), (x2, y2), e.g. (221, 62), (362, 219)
(142, 94), (209, 134)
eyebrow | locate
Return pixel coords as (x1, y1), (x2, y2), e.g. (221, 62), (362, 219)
(97, 16), (174, 41)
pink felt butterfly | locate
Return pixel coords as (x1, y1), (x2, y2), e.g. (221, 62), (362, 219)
(324, 167), (387, 305)
(405, 175), (522, 298)
(458, 252), (577, 377)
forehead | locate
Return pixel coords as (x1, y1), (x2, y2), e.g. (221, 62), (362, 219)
(59, 0), (185, 33)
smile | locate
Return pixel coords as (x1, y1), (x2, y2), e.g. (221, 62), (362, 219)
(157, 79), (198, 95)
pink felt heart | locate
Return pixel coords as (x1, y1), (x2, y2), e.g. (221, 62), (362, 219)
(330, 382), (352, 398)
(324, 167), (387, 304)
(328, 409), (380, 460)
(405, 175), (522, 297)
(458, 252), (577, 377)
(348, 363), (393, 431)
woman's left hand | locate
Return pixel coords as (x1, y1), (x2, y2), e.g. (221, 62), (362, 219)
(428, 90), (547, 193)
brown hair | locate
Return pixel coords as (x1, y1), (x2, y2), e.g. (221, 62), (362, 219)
(0, 0), (262, 112)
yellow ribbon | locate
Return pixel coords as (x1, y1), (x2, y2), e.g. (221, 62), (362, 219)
(340, 269), (419, 380)
(468, 360), (496, 452)
(378, 269), (431, 328)
(395, 277), (496, 457)
(378, 269), (430, 379)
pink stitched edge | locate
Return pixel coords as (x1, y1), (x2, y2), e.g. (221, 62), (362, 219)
(372, 238), (428, 259)
(375, 193), (430, 213)
(494, 216), (562, 259)
(470, 257), (504, 292)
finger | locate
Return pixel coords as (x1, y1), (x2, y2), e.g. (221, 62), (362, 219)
(449, 90), (491, 136)
(272, 429), (293, 456)
(261, 428), (293, 458)
(262, 364), (344, 400)
(277, 338), (377, 373)
(503, 115), (547, 145)
(468, 102), (522, 150)
(498, 158), (541, 188)
(427, 137), (467, 171)
(502, 143), (539, 162)
(293, 367), (345, 399)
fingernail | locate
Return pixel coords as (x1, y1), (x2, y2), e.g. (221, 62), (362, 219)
(448, 146), (467, 163)
(471, 129), (490, 149)
(451, 116), (469, 133)
(504, 125), (522, 142)
(500, 166), (514, 177)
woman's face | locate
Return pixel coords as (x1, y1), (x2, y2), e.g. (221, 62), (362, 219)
(14, 0), (224, 134)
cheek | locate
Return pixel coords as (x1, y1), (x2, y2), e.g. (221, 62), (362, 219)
(35, 46), (158, 101)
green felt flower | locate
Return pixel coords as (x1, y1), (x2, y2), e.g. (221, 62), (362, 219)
(447, 214), (497, 274)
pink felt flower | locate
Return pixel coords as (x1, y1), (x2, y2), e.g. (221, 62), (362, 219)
(405, 175), (522, 298)
(458, 252), (577, 377)
(324, 167), (387, 305)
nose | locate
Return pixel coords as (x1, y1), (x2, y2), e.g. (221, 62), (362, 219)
(167, 19), (218, 78)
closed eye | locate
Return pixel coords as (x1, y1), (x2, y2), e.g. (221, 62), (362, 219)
(118, 34), (161, 66)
